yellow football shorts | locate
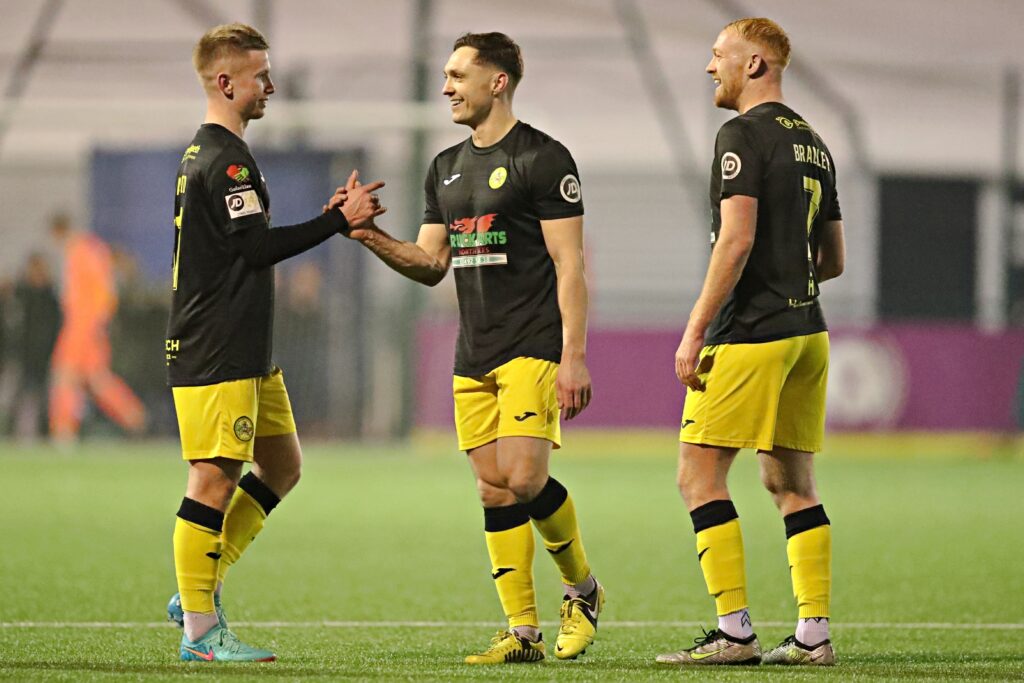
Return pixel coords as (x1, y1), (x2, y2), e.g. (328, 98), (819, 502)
(453, 356), (561, 451)
(680, 332), (829, 453)
(172, 366), (297, 462)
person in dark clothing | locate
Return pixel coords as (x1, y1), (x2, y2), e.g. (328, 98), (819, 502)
(12, 252), (61, 439)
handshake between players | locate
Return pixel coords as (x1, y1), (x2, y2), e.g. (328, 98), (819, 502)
(322, 169), (387, 233)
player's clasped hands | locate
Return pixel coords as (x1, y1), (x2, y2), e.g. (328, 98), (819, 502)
(324, 169), (387, 230)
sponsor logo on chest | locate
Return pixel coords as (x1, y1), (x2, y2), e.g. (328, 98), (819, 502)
(449, 213), (508, 268)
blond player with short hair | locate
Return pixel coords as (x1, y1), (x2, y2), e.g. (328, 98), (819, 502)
(165, 23), (383, 662)
(656, 18), (845, 667)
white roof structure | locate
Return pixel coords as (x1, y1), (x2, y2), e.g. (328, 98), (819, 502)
(1, 0), (1020, 322)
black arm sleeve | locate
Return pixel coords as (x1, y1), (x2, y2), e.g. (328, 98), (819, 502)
(231, 210), (348, 268)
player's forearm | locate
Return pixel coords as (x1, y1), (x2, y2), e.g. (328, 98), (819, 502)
(816, 261), (842, 283)
(815, 220), (845, 283)
(688, 236), (752, 333)
(233, 211), (346, 268)
(555, 261), (589, 360)
(815, 248), (844, 282)
(360, 227), (447, 286)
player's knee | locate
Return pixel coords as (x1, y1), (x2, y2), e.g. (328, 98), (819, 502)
(192, 476), (238, 510)
(505, 469), (547, 503)
(676, 468), (728, 509)
(283, 465), (301, 491)
(676, 464), (700, 502)
(761, 469), (813, 499)
(760, 468), (783, 496)
(475, 478), (513, 507)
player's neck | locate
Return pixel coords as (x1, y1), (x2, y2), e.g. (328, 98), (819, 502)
(204, 104), (248, 140)
(737, 85), (785, 115)
(470, 107), (517, 148)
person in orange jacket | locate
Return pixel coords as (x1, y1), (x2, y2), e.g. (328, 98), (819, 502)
(49, 213), (146, 442)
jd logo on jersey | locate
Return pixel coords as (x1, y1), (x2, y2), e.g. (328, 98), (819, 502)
(721, 152), (741, 180)
(560, 174), (581, 203)
(226, 164), (250, 182)
(450, 214), (507, 248)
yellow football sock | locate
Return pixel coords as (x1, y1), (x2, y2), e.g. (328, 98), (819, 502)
(217, 489), (265, 584)
(785, 505), (832, 619)
(483, 505), (538, 629)
(525, 478), (592, 585)
(691, 500), (748, 616)
(173, 498), (224, 614)
(217, 472), (280, 584)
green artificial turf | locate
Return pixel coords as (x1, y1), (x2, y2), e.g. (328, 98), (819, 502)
(1, 434), (1021, 681)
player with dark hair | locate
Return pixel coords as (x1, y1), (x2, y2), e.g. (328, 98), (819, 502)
(166, 22), (384, 662)
(656, 17), (845, 667)
(343, 31), (604, 665)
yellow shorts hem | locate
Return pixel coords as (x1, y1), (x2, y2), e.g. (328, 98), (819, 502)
(680, 434), (772, 451)
(497, 428), (560, 449)
(458, 432), (498, 452)
(458, 429), (561, 452)
(771, 440), (823, 454)
(681, 434), (823, 454)
(181, 448), (253, 463)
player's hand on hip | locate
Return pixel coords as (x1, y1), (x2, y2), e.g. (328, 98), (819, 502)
(339, 177), (387, 229)
(557, 356), (592, 421)
(675, 326), (706, 391)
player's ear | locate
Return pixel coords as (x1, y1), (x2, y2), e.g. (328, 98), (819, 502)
(492, 72), (509, 97)
(217, 72), (234, 99)
(747, 53), (768, 79)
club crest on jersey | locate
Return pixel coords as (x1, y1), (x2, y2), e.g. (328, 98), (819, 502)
(489, 166), (508, 189)
(226, 164), (250, 182)
(233, 416), (254, 442)
(559, 174), (581, 203)
(721, 152), (741, 180)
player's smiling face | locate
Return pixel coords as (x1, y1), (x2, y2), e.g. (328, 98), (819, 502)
(443, 47), (498, 128)
(706, 29), (747, 111)
(229, 50), (275, 122)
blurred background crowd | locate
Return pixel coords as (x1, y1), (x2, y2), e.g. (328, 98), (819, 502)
(1, 1), (1023, 448)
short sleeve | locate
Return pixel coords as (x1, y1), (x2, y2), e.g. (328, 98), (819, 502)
(527, 142), (584, 220)
(714, 121), (762, 199)
(207, 152), (268, 235)
(422, 159), (443, 225)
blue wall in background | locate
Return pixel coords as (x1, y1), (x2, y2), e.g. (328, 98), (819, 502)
(90, 147), (353, 280)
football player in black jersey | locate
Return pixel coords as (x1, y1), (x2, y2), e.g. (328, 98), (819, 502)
(166, 23), (384, 663)
(656, 18), (845, 667)
(343, 33), (603, 664)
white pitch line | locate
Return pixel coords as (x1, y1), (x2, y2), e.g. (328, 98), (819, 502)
(1, 620), (1023, 630)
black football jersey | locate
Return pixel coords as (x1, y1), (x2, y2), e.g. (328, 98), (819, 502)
(166, 124), (275, 386)
(423, 121), (584, 376)
(705, 102), (842, 345)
